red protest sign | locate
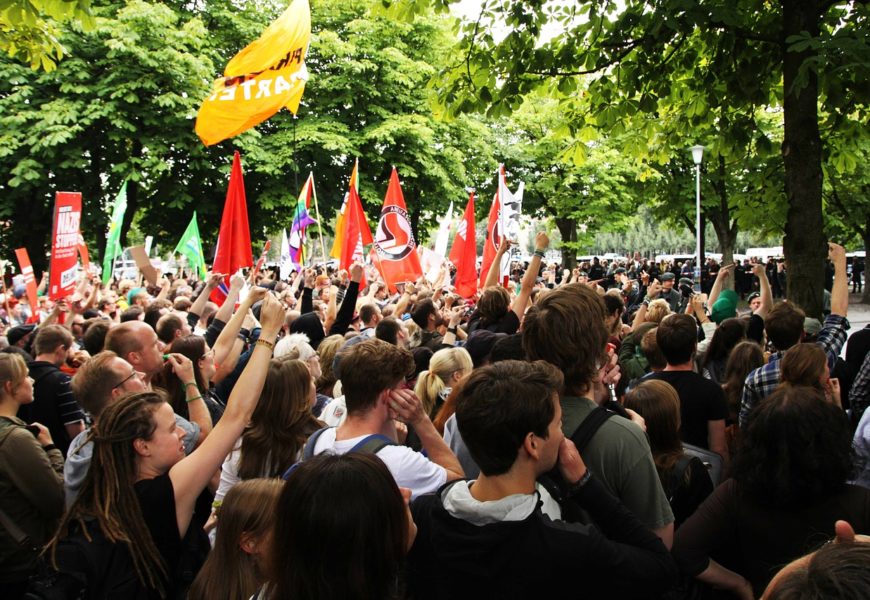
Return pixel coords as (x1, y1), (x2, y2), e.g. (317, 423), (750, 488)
(14, 248), (40, 321)
(49, 192), (82, 300)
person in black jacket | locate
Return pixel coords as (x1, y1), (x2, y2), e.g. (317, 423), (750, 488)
(407, 360), (677, 600)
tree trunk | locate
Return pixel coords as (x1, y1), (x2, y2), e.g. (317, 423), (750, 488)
(781, 0), (825, 319)
(22, 190), (53, 277)
(120, 141), (143, 248)
(555, 216), (577, 270)
(708, 155), (738, 290)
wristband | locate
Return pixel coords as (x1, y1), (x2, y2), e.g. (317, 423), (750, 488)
(447, 326), (458, 334)
(42, 443), (57, 453)
(533, 249), (546, 259)
(256, 338), (275, 350)
(185, 395), (203, 404)
(566, 470), (593, 496)
(184, 381), (198, 390)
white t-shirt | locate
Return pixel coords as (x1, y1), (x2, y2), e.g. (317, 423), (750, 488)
(311, 427), (447, 499)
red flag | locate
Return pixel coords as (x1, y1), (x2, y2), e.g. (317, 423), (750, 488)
(448, 192), (477, 298)
(339, 182), (373, 288)
(373, 168), (423, 293)
(478, 191), (501, 288)
(49, 192), (82, 300)
(211, 151), (253, 304)
(14, 248), (40, 322)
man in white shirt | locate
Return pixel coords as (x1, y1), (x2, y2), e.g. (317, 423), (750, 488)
(310, 339), (463, 498)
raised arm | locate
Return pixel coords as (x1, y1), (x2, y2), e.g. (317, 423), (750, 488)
(707, 263), (733, 308)
(188, 273), (223, 322)
(752, 263), (773, 319)
(511, 232), (548, 320)
(212, 274), (244, 326)
(483, 240), (511, 290)
(212, 286), (267, 370)
(829, 242), (848, 317)
(169, 291), (283, 537)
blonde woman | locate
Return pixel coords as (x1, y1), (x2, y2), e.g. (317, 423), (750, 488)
(0, 353), (64, 597)
(414, 347), (473, 419)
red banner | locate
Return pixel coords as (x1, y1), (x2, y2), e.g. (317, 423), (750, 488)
(14, 248), (40, 321)
(48, 192), (82, 300)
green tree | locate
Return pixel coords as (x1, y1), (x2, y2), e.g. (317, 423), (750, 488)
(0, 0), (219, 273)
(499, 96), (641, 269)
(0, 0), (94, 70)
(385, 0), (869, 317)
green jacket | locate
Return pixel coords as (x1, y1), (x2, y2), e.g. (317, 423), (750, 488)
(0, 415), (64, 583)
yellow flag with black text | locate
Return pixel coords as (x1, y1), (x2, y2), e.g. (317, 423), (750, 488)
(195, 0), (310, 146)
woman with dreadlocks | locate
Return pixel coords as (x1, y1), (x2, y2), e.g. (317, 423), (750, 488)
(47, 290), (283, 599)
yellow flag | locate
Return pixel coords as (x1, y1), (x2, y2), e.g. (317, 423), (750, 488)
(195, 0), (311, 146)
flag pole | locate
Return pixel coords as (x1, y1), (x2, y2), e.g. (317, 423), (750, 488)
(310, 171), (327, 264)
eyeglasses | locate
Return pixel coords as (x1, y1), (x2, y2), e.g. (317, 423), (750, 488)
(113, 370), (138, 389)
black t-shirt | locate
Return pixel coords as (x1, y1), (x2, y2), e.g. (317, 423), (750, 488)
(18, 361), (84, 456)
(646, 371), (728, 449)
(468, 309), (520, 335)
(134, 474), (211, 599)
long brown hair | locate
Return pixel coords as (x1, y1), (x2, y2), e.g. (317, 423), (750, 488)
(238, 357), (320, 479)
(780, 343), (827, 389)
(268, 454), (408, 600)
(624, 380), (683, 476)
(722, 341), (765, 419)
(154, 334), (208, 420)
(188, 478), (283, 600)
(47, 392), (169, 595)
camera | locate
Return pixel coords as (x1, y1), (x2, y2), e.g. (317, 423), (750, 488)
(679, 283), (694, 298)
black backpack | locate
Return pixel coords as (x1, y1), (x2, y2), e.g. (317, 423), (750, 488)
(539, 406), (616, 506)
(23, 520), (146, 600)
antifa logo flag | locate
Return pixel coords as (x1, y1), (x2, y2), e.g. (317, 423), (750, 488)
(374, 168), (423, 293)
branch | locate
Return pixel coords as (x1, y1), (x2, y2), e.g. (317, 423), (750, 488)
(524, 40), (641, 77)
(465, 1), (489, 85)
(728, 26), (782, 46)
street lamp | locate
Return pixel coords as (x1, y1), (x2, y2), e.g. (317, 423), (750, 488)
(690, 145), (704, 290)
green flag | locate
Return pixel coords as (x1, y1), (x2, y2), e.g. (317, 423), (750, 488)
(102, 181), (128, 284)
(174, 212), (207, 279)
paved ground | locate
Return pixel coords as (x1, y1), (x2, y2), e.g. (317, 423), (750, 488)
(846, 293), (870, 356)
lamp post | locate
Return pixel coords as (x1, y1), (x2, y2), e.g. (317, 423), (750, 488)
(690, 145), (704, 291)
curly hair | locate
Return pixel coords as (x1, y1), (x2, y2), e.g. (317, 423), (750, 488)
(734, 386), (853, 509)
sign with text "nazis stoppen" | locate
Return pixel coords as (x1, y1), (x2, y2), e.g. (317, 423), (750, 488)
(49, 192), (82, 300)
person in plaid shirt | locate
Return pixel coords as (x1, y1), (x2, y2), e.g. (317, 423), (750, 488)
(739, 243), (849, 428)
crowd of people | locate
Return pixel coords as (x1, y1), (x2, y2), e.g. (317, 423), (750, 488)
(0, 236), (868, 600)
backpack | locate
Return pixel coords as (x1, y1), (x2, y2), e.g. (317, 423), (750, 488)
(681, 442), (723, 487)
(540, 406), (616, 505)
(283, 427), (397, 479)
(21, 519), (145, 600)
